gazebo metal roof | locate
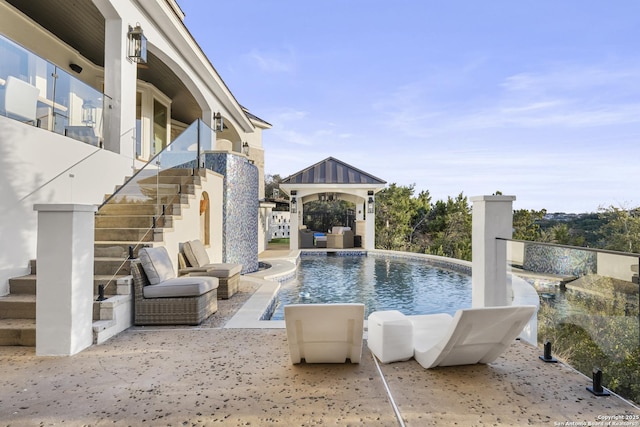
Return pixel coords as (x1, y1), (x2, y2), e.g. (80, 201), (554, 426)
(281, 157), (386, 185)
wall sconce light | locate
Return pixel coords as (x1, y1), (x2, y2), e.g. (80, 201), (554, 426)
(82, 100), (96, 127)
(242, 141), (250, 156)
(213, 112), (224, 132)
(128, 24), (147, 64)
(290, 191), (297, 213)
(69, 63), (83, 74)
(367, 190), (375, 214)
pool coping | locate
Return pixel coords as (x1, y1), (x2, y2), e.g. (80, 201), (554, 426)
(225, 249), (540, 336)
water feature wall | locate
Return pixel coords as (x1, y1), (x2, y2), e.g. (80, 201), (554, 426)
(205, 153), (259, 273)
(523, 243), (597, 276)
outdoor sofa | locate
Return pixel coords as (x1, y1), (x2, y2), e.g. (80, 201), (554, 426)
(131, 246), (219, 325)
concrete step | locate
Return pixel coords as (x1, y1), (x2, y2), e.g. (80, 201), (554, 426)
(94, 242), (156, 258)
(0, 319), (35, 346)
(8, 274), (129, 296)
(95, 215), (172, 229)
(113, 182), (196, 197)
(97, 204), (165, 216)
(102, 193), (192, 206)
(9, 275), (36, 295)
(94, 227), (164, 243)
(0, 295), (36, 319)
(94, 258), (131, 276)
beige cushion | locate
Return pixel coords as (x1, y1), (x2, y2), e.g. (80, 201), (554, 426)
(200, 263), (242, 278)
(139, 247), (175, 285)
(143, 276), (218, 298)
(183, 239), (211, 268)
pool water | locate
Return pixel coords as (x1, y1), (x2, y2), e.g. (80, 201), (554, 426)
(269, 255), (472, 320)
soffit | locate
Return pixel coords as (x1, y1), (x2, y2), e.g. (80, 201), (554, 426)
(6, 0), (201, 124)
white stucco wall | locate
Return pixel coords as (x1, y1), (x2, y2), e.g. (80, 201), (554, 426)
(0, 117), (134, 295)
(162, 170), (224, 271)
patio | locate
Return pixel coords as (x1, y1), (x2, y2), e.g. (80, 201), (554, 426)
(1, 247), (638, 426)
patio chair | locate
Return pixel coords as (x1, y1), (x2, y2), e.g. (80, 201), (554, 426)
(409, 305), (536, 369)
(131, 246), (219, 325)
(326, 226), (354, 249)
(179, 239), (242, 299)
(284, 303), (365, 364)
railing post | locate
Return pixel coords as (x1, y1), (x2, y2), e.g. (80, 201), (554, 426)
(196, 119), (201, 170)
(471, 195), (516, 307)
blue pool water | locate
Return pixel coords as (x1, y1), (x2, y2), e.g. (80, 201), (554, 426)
(269, 255), (472, 320)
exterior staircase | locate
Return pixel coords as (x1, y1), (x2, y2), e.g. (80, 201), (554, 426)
(0, 168), (205, 346)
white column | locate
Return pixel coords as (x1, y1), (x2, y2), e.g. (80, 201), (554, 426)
(365, 201), (375, 250)
(471, 195), (516, 307)
(34, 204), (97, 356)
(290, 205), (300, 250)
(101, 15), (138, 156)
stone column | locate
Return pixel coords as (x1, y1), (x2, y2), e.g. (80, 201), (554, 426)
(34, 204), (96, 356)
(471, 195), (516, 307)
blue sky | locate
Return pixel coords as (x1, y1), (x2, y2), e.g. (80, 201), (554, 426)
(180, 1), (640, 213)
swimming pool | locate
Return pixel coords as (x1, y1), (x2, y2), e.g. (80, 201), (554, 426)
(269, 254), (472, 320)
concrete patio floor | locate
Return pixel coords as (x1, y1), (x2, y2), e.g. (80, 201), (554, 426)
(1, 247), (639, 426)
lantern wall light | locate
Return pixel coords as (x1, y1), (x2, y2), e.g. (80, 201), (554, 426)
(213, 112), (224, 132)
(367, 190), (375, 214)
(127, 24), (147, 64)
(290, 191), (297, 213)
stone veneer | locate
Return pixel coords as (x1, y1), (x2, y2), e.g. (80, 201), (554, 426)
(523, 243), (596, 276)
(205, 153), (259, 273)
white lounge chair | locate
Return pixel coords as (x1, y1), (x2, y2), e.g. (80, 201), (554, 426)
(409, 305), (536, 369)
(284, 303), (365, 364)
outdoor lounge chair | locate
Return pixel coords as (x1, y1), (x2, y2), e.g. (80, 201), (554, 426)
(326, 226), (354, 249)
(131, 246), (219, 325)
(284, 303), (365, 364)
(408, 305), (537, 369)
(178, 239), (242, 299)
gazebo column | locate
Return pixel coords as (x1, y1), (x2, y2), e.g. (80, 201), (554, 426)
(289, 196), (300, 251)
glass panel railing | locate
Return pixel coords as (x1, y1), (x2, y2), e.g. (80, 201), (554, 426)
(0, 34), (108, 149)
(506, 239), (640, 404)
(94, 119), (212, 296)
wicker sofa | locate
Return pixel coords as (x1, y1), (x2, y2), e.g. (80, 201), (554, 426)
(131, 247), (218, 326)
(178, 239), (242, 299)
(327, 226), (354, 249)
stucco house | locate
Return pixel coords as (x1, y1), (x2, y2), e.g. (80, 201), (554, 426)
(0, 0), (271, 351)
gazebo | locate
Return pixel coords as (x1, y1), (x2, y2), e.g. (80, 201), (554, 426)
(279, 157), (386, 250)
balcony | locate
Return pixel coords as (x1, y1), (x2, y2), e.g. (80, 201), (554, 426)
(0, 34), (109, 149)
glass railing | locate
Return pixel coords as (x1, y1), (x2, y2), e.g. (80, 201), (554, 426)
(504, 239), (640, 403)
(0, 34), (109, 148)
(94, 119), (212, 297)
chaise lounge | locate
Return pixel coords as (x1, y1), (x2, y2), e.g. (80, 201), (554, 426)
(367, 305), (536, 368)
(284, 303), (365, 364)
(178, 239), (242, 299)
(131, 246), (219, 326)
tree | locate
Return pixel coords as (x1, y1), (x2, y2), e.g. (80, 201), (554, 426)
(264, 174), (285, 200)
(425, 193), (472, 260)
(407, 190), (431, 251)
(512, 208), (547, 241)
(303, 200), (354, 233)
(375, 184), (416, 250)
(598, 205), (640, 253)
